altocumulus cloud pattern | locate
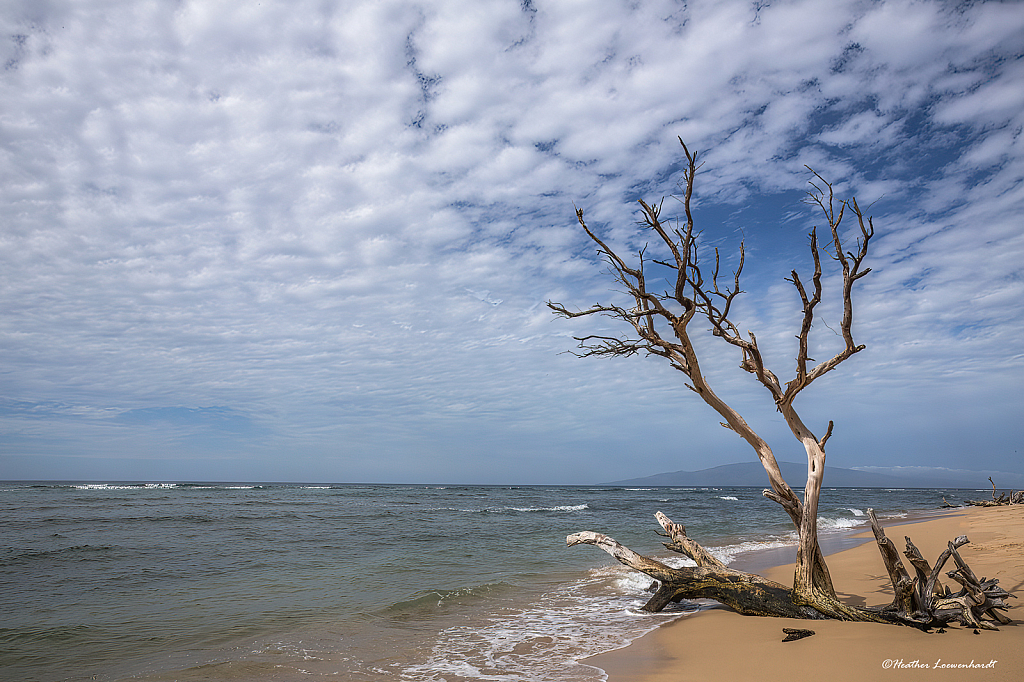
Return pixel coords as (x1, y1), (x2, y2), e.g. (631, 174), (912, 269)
(1, 0), (1022, 483)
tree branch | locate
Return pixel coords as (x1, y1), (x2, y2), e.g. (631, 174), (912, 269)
(779, 171), (873, 406)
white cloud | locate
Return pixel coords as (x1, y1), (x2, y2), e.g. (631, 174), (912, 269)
(1, 0), (1023, 483)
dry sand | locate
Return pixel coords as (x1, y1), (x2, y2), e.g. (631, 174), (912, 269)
(587, 504), (1024, 681)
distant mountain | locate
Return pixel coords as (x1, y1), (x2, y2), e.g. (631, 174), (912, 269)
(848, 465), (1024, 490)
(605, 461), (1024, 489)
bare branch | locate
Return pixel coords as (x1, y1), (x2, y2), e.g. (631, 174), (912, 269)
(781, 171), (873, 406)
(656, 511), (726, 569)
(818, 420), (834, 450)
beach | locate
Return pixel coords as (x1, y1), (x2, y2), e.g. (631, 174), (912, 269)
(588, 504), (1024, 681)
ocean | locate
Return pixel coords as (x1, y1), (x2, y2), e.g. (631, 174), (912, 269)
(1, 482), (981, 682)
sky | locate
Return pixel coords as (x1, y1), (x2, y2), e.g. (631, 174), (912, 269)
(1, 0), (1023, 485)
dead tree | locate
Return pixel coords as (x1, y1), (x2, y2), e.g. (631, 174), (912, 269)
(549, 138), (1012, 629)
(964, 477), (1023, 506)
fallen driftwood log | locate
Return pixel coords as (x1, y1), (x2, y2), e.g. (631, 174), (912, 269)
(567, 509), (1014, 630)
(966, 477), (1024, 507)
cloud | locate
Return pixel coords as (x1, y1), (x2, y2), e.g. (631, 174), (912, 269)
(1, 0), (1023, 483)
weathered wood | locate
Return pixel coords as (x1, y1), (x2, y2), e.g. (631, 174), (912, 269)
(902, 537), (932, 580)
(904, 536), (938, 602)
(566, 531), (680, 584)
(567, 525), (825, 618)
(965, 478), (1024, 506)
(969, 495), (1023, 506)
(655, 511), (726, 569)
(922, 535), (969, 609)
(782, 628), (815, 642)
(568, 511), (1014, 631)
(867, 509), (914, 611)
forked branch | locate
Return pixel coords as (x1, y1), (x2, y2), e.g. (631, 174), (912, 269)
(781, 172), (873, 406)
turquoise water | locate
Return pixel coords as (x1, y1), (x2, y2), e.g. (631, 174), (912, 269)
(1, 482), (977, 682)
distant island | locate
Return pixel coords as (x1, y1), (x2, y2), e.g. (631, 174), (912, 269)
(605, 461), (1024, 489)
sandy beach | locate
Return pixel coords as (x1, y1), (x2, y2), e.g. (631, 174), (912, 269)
(588, 504), (1024, 681)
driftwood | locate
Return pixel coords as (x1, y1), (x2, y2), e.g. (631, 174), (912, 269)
(566, 524), (825, 620)
(567, 510), (1014, 630)
(782, 628), (815, 641)
(866, 509), (1014, 629)
(965, 478), (1024, 507)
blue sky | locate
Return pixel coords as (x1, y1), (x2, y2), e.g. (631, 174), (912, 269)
(1, 0), (1022, 484)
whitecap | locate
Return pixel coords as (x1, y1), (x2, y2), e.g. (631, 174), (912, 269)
(817, 517), (863, 531)
(506, 504), (589, 513)
(705, 538), (796, 565)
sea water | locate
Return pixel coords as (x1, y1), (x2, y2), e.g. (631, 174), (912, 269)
(1, 483), (980, 682)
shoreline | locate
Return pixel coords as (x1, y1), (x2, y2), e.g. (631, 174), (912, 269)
(727, 506), (956, 575)
(586, 504), (1024, 681)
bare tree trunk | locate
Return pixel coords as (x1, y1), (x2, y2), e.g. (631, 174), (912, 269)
(779, 405), (835, 606)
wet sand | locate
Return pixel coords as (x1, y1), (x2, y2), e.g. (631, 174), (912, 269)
(587, 504), (1024, 681)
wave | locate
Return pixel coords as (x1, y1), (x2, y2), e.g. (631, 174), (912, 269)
(67, 483), (271, 491)
(718, 495), (739, 501)
(508, 504), (588, 512)
(385, 582), (514, 613)
(708, 538), (796, 565)
(0, 623), (98, 647)
(74, 483), (164, 490)
(1, 544), (120, 566)
(435, 504), (589, 514)
(400, 570), (691, 682)
(817, 516), (864, 531)
(590, 537), (799, 573)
